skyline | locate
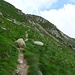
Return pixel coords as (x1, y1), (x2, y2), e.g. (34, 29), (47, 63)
(5, 0), (75, 38)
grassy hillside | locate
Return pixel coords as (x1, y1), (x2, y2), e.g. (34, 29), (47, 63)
(0, 0), (75, 75)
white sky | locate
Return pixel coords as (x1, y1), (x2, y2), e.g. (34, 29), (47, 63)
(4, 0), (75, 38)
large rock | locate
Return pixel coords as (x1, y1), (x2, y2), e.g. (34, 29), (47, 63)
(15, 38), (26, 48)
(33, 41), (44, 46)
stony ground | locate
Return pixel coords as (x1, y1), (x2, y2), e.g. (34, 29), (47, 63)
(16, 48), (29, 75)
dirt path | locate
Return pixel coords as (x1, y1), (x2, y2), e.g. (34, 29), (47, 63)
(16, 48), (29, 75)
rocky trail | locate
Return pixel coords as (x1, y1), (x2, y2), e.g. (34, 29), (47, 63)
(16, 48), (29, 75)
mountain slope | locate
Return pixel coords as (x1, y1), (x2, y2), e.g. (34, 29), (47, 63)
(0, 0), (75, 75)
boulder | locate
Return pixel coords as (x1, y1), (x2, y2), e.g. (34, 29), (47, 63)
(33, 41), (43, 46)
(15, 38), (26, 48)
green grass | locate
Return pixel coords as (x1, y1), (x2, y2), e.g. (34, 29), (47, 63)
(0, 35), (18, 75)
(0, 18), (30, 74)
(24, 31), (75, 75)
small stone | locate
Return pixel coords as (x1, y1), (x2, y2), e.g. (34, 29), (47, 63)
(18, 59), (23, 64)
(0, 12), (2, 15)
(1, 27), (7, 30)
(16, 69), (19, 73)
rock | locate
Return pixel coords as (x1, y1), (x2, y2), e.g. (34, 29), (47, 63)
(68, 44), (73, 48)
(18, 59), (23, 64)
(38, 70), (43, 75)
(26, 32), (28, 38)
(35, 16), (47, 23)
(17, 9), (24, 15)
(15, 38), (26, 48)
(16, 69), (19, 73)
(1, 27), (7, 30)
(58, 45), (62, 49)
(0, 12), (2, 15)
(6, 18), (12, 22)
(25, 32), (29, 41)
(33, 41), (44, 46)
(12, 19), (17, 23)
(25, 38), (28, 41)
(73, 48), (75, 50)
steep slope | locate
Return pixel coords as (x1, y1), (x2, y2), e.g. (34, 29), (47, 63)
(0, 0), (75, 75)
(26, 14), (75, 50)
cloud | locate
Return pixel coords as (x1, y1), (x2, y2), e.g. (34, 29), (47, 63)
(5, 0), (58, 14)
(4, 0), (25, 9)
(40, 4), (75, 38)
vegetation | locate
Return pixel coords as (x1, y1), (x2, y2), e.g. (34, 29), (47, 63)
(0, 0), (75, 75)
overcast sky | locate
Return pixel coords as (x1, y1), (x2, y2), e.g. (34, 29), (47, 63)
(4, 0), (75, 38)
